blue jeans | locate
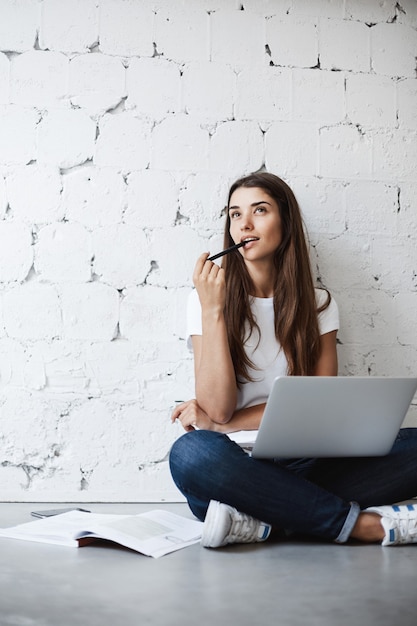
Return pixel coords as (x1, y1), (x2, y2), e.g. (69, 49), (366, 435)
(169, 428), (417, 543)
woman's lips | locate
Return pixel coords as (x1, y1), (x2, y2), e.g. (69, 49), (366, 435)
(241, 237), (259, 249)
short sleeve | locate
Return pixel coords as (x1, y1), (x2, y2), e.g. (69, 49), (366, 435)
(315, 289), (339, 335)
(186, 289), (202, 351)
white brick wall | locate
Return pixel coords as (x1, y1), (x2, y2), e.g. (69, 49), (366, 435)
(0, 0), (416, 502)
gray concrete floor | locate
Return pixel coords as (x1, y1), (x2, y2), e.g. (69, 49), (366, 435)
(0, 502), (416, 626)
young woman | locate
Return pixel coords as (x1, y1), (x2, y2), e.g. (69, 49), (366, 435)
(169, 172), (417, 549)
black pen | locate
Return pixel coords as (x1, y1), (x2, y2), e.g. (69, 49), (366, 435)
(208, 241), (247, 262)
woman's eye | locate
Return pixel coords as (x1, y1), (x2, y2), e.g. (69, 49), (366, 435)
(255, 206), (266, 214)
(230, 211), (240, 219)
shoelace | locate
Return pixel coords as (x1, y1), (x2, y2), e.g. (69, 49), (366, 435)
(394, 513), (417, 543)
(228, 511), (259, 542)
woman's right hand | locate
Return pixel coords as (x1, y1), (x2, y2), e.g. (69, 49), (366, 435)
(192, 253), (226, 314)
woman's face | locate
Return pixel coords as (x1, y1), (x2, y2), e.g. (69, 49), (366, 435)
(228, 186), (282, 266)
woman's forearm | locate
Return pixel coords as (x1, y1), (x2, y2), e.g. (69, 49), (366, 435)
(191, 253), (238, 423)
(212, 403), (265, 433)
(194, 312), (237, 423)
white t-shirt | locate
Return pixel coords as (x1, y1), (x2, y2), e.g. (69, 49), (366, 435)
(186, 288), (339, 445)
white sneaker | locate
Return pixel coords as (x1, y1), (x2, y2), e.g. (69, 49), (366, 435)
(365, 503), (417, 546)
(201, 500), (272, 548)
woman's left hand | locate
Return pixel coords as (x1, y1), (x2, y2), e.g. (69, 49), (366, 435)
(171, 399), (214, 432)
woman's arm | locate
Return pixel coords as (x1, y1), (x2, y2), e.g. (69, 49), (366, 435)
(172, 399), (265, 433)
(314, 330), (338, 376)
(214, 403), (265, 433)
(174, 328), (338, 432)
(191, 254), (237, 423)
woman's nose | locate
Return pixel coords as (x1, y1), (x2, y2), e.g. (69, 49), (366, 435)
(240, 213), (253, 230)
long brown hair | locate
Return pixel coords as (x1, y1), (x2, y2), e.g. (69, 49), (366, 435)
(221, 172), (330, 382)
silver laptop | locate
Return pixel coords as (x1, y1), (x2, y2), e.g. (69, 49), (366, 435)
(251, 376), (417, 459)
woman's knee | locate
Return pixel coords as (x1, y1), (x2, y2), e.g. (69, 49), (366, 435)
(169, 430), (228, 483)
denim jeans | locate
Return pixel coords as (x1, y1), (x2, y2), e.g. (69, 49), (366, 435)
(169, 428), (417, 543)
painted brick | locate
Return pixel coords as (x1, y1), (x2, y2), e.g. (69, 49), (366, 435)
(0, 337), (27, 387)
(151, 115), (209, 171)
(372, 129), (417, 182)
(0, 393), (67, 467)
(266, 121), (318, 176)
(395, 292), (417, 346)
(155, 8), (209, 63)
(34, 223), (93, 283)
(163, 0), (237, 9)
(209, 121), (264, 177)
(208, 231), (226, 260)
(62, 400), (120, 469)
(0, 106), (39, 165)
(346, 73), (397, 128)
(124, 407), (182, 460)
(371, 23), (417, 78)
(396, 0), (417, 28)
(266, 16), (318, 68)
(23, 350), (46, 391)
(0, 174), (7, 218)
(3, 283), (62, 340)
(142, 362), (195, 414)
(336, 288), (397, 346)
(63, 166), (124, 228)
(344, 0), (396, 22)
(61, 282), (119, 341)
(136, 334), (191, 383)
(371, 236), (416, 293)
(178, 172), (230, 230)
(397, 79), (417, 131)
(37, 109), (96, 169)
(313, 233), (372, 291)
(345, 181), (398, 235)
(95, 112), (151, 170)
(124, 170), (178, 229)
(147, 226), (207, 288)
(69, 54), (126, 117)
(92, 225), (150, 289)
(6, 165), (63, 223)
(319, 125), (372, 179)
(126, 58), (181, 120)
(337, 343), (417, 382)
(0, 464), (24, 494)
(235, 67), (291, 121)
(158, 372), (195, 420)
(120, 286), (178, 341)
(319, 18), (370, 72)
(27, 340), (88, 396)
(115, 405), (174, 471)
(397, 183), (417, 237)
(210, 9), (265, 70)
(287, 177), (346, 236)
(232, 0), (291, 14)
(84, 341), (142, 399)
(182, 62), (235, 121)
(0, 52), (10, 104)
(0, 222), (33, 283)
(39, 0), (98, 53)
(0, 0), (39, 52)
(292, 68), (344, 124)
(289, 0), (343, 18)
(99, 0), (154, 57)
(0, 2), (416, 502)
(10, 51), (69, 107)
